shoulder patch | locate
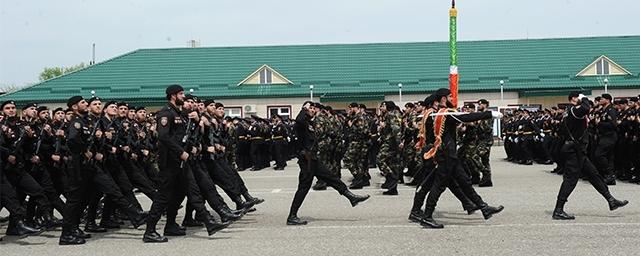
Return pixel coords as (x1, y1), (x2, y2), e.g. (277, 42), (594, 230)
(160, 117), (168, 126)
(74, 122), (81, 129)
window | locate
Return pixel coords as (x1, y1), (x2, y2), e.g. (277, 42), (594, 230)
(260, 68), (272, 84)
(268, 106), (291, 119)
(224, 107), (242, 118)
(596, 58), (610, 75)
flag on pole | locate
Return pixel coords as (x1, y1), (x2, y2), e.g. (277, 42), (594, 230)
(449, 0), (459, 108)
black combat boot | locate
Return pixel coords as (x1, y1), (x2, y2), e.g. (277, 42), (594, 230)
(143, 223), (168, 243)
(85, 221), (107, 233)
(123, 205), (146, 229)
(382, 187), (398, 195)
(552, 209), (575, 220)
(6, 217), (43, 236)
(480, 204), (504, 220)
(164, 221), (187, 236)
(201, 217), (229, 236)
(343, 190), (370, 207)
(181, 214), (203, 227)
(478, 172), (493, 187)
(234, 196), (256, 213)
(243, 192), (265, 205)
(348, 178), (364, 189)
(608, 197), (629, 211)
(419, 208), (444, 229)
(286, 215), (308, 225)
(408, 210), (425, 223)
(59, 230), (86, 245)
(312, 180), (328, 190)
(218, 206), (243, 223)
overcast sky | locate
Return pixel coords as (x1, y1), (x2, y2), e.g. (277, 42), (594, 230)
(1, 0), (638, 87)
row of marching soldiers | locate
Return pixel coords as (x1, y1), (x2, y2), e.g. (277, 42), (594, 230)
(307, 99), (494, 195)
(501, 93), (640, 185)
(0, 86), (265, 244)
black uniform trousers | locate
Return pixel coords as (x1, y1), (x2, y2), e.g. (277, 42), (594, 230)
(273, 138), (288, 168)
(23, 163), (66, 218)
(556, 144), (611, 204)
(147, 157), (212, 228)
(62, 158), (95, 234)
(118, 155), (157, 199)
(4, 165), (52, 215)
(289, 155), (348, 216)
(424, 157), (486, 212)
(412, 161), (476, 213)
(1, 174), (26, 218)
(594, 133), (617, 177)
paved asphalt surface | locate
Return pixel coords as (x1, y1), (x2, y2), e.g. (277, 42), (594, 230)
(1, 147), (639, 256)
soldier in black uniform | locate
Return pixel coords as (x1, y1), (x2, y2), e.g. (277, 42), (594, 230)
(594, 93), (618, 185)
(143, 85), (227, 243)
(271, 114), (288, 170)
(286, 102), (370, 225)
(552, 92), (628, 220)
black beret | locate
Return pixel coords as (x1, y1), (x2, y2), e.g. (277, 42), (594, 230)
(65, 108), (74, 113)
(36, 106), (49, 113)
(214, 102), (224, 108)
(232, 117), (242, 122)
(272, 114), (282, 119)
(325, 106), (333, 112)
(601, 93), (613, 101)
(417, 100), (427, 107)
(67, 96), (83, 108)
(464, 102), (476, 109)
(313, 102), (323, 109)
(1, 100), (15, 109)
(53, 107), (65, 114)
(404, 102), (415, 108)
(87, 97), (101, 104)
(381, 101), (397, 110)
(104, 101), (118, 107)
(22, 102), (37, 111)
(424, 94), (437, 106)
(434, 88), (451, 98)
(359, 104), (366, 109)
(184, 94), (195, 101)
(117, 102), (128, 108)
(348, 102), (359, 108)
(568, 91), (580, 100)
(619, 99), (628, 104)
(165, 84), (184, 96)
(478, 99), (489, 105)
(204, 99), (215, 107)
(629, 97), (638, 103)
(135, 106), (146, 112)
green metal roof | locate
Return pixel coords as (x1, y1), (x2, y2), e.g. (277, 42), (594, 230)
(3, 35), (640, 104)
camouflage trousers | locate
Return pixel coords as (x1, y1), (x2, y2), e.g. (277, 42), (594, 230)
(226, 145), (238, 171)
(318, 139), (340, 177)
(459, 144), (486, 179)
(344, 141), (368, 178)
(376, 142), (400, 176)
(477, 142), (492, 173)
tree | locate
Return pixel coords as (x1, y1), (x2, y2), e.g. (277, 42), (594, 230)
(39, 62), (87, 81)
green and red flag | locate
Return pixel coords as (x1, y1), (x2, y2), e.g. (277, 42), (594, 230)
(449, 0), (458, 107)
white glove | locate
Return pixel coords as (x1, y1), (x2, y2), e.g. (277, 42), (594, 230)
(578, 94), (588, 101)
(491, 111), (503, 119)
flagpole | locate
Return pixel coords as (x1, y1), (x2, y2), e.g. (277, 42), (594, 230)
(449, 0), (459, 108)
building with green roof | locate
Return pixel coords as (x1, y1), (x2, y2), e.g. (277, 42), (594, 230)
(2, 35), (639, 118)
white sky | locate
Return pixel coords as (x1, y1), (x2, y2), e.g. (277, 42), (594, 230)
(1, 0), (638, 86)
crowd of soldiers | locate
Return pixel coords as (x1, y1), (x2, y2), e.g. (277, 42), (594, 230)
(0, 85), (269, 244)
(501, 93), (640, 185)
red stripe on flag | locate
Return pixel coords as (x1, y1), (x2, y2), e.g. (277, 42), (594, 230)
(449, 73), (458, 108)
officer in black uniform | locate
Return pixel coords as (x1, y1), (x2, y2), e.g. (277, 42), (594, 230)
(271, 114), (288, 170)
(143, 85), (227, 243)
(552, 92), (628, 220)
(286, 102), (370, 225)
(594, 93), (618, 185)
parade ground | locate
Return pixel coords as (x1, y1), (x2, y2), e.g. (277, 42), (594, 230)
(1, 147), (639, 256)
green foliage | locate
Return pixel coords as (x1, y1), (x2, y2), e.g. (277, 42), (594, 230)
(39, 63), (86, 81)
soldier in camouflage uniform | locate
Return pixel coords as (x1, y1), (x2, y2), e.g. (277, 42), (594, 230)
(401, 103), (419, 180)
(225, 117), (239, 172)
(344, 102), (370, 189)
(458, 103), (485, 184)
(312, 105), (334, 190)
(377, 101), (402, 195)
(476, 99), (494, 187)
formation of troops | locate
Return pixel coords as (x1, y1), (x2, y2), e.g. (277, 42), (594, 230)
(501, 93), (640, 185)
(0, 84), (633, 243)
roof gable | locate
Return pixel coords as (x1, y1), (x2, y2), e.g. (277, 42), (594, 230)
(576, 55), (632, 77)
(237, 64), (293, 85)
